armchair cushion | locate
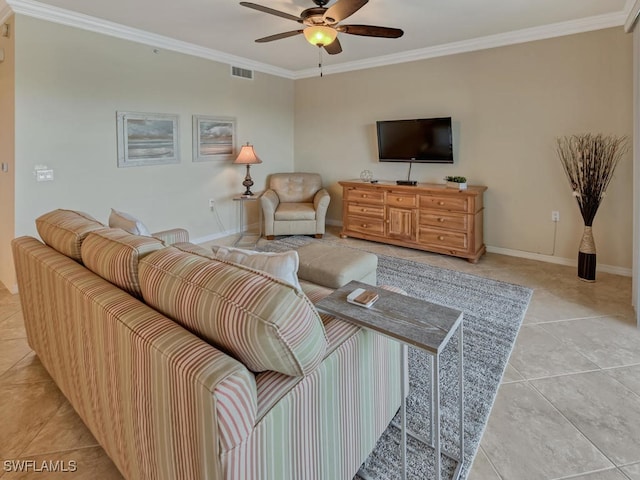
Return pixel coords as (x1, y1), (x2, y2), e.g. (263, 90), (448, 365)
(269, 173), (322, 203)
(274, 203), (316, 221)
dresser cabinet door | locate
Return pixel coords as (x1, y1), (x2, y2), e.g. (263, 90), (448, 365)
(387, 207), (416, 241)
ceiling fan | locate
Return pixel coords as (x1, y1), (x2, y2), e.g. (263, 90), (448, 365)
(239, 0), (404, 55)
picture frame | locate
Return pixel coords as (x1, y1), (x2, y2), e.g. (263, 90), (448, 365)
(116, 111), (180, 167)
(192, 115), (236, 162)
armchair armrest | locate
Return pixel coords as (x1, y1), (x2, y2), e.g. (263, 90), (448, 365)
(313, 189), (331, 235)
(261, 190), (280, 237)
(313, 188), (330, 212)
(152, 228), (190, 245)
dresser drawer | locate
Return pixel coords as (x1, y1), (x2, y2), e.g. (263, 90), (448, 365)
(419, 211), (468, 232)
(418, 227), (468, 250)
(386, 193), (417, 208)
(346, 189), (384, 205)
(346, 216), (385, 236)
(347, 204), (384, 219)
(420, 195), (469, 212)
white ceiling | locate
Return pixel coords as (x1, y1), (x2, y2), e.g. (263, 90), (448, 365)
(1, 0), (634, 77)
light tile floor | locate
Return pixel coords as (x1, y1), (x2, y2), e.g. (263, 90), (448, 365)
(1, 226), (639, 479)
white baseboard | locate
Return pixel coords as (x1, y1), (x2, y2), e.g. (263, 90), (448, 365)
(486, 245), (632, 277)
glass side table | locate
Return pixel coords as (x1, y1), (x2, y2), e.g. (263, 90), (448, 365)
(233, 194), (262, 248)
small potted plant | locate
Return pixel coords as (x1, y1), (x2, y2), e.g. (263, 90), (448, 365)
(445, 176), (467, 190)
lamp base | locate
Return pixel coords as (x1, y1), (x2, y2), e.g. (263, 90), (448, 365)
(242, 164), (254, 196)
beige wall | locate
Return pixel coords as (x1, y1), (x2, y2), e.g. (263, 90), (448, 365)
(12, 15), (294, 254)
(0, 16), (15, 291)
(294, 27), (633, 270)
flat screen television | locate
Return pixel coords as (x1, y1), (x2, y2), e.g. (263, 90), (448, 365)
(376, 117), (453, 163)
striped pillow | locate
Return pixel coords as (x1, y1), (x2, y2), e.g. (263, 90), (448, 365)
(81, 228), (165, 297)
(35, 209), (105, 262)
(138, 247), (328, 377)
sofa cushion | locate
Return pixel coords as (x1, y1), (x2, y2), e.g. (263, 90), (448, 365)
(138, 247), (328, 377)
(35, 209), (106, 262)
(81, 228), (165, 297)
(108, 208), (152, 236)
(212, 245), (301, 290)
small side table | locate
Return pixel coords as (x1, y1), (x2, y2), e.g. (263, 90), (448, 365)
(233, 194), (262, 248)
(315, 280), (464, 480)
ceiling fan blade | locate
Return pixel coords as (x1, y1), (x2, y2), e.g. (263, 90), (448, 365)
(239, 2), (301, 22)
(323, 37), (343, 55)
(337, 24), (404, 38)
(323, 0), (368, 24)
(255, 30), (304, 43)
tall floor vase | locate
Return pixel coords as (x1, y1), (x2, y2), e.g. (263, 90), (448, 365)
(578, 225), (596, 282)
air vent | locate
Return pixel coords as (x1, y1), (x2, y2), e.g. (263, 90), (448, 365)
(231, 66), (254, 80)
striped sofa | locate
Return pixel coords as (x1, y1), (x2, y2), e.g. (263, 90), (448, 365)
(12, 209), (402, 480)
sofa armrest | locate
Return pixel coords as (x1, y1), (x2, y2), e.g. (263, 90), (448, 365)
(260, 190), (280, 237)
(152, 228), (189, 245)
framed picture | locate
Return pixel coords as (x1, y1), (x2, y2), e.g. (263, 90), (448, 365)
(192, 115), (236, 162)
(116, 111), (180, 167)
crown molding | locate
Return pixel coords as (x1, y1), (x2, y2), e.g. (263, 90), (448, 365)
(2, 0), (629, 80)
(5, 0), (296, 79)
(294, 11), (627, 79)
(625, 0), (640, 31)
(0, 0), (12, 24)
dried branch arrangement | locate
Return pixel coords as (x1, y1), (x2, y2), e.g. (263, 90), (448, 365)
(556, 134), (628, 226)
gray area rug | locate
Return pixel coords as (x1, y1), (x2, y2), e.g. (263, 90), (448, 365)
(259, 237), (532, 480)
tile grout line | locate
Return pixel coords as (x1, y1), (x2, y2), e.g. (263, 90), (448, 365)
(527, 378), (620, 476)
(477, 445), (506, 480)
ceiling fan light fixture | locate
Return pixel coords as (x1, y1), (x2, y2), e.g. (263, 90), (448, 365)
(303, 25), (337, 46)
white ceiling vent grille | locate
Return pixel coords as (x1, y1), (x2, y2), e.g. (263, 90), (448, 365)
(231, 66), (254, 80)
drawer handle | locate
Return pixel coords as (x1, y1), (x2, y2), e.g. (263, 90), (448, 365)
(362, 194), (368, 198)
(361, 208), (366, 212)
(397, 198), (403, 202)
(438, 235), (445, 241)
(438, 201), (445, 206)
(362, 224), (368, 228)
(438, 218), (445, 223)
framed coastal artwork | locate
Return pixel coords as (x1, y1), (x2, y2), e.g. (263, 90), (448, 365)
(192, 115), (236, 162)
(116, 111), (180, 167)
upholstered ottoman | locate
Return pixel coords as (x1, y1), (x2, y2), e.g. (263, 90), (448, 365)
(296, 242), (377, 288)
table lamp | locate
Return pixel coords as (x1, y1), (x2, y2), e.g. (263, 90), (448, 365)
(234, 142), (262, 196)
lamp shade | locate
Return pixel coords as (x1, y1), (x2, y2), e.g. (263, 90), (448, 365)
(303, 26), (338, 47)
(234, 143), (262, 165)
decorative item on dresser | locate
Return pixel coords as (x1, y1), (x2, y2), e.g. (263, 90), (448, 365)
(339, 180), (487, 263)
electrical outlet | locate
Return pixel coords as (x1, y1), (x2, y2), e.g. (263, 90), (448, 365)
(209, 198), (216, 208)
(551, 211), (560, 222)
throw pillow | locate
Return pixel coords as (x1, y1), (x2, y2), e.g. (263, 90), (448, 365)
(213, 245), (301, 290)
(108, 208), (152, 236)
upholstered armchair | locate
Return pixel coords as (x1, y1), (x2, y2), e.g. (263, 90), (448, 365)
(261, 173), (330, 239)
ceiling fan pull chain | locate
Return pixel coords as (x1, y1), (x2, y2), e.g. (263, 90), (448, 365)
(318, 46), (324, 77)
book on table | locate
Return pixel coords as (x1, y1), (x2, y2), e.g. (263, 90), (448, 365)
(346, 288), (379, 308)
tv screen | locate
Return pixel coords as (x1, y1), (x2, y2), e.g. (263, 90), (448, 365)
(376, 117), (453, 163)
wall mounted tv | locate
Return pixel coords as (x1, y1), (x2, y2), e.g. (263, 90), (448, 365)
(376, 117), (454, 163)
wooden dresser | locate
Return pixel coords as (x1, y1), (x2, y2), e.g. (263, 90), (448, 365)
(339, 180), (487, 263)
